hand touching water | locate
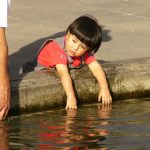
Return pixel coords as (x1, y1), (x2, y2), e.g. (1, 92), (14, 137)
(65, 95), (77, 110)
(98, 87), (112, 105)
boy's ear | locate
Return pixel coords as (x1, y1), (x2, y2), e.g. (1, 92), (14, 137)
(66, 31), (71, 39)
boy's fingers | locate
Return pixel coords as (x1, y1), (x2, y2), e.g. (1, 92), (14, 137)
(109, 97), (112, 103)
(102, 97), (112, 105)
(106, 96), (112, 104)
(65, 106), (77, 110)
(98, 93), (102, 102)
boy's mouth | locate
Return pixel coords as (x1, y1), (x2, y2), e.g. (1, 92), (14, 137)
(68, 50), (75, 56)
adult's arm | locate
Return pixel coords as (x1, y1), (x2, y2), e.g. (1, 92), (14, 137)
(0, 28), (10, 120)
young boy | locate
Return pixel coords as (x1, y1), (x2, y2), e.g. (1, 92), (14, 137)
(20, 15), (112, 109)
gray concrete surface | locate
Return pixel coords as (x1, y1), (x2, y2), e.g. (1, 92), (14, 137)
(10, 57), (150, 114)
(7, 0), (150, 76)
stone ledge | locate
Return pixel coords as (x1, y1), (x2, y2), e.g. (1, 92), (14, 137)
(10, 57), (150, 115)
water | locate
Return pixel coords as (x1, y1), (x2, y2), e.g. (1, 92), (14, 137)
(0, 98), (150, 150)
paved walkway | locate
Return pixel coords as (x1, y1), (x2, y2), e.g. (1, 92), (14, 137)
(7, 0), (150, 76)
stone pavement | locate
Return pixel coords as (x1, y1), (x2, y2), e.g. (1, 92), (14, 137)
(7, 0), (150, 76)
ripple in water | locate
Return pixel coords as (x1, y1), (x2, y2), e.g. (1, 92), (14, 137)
(0, 98), (149, 149)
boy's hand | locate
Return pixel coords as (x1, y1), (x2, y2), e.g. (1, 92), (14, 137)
(65, 96), (77, 110)
(88, 61), (112, 105)
(56, 64), (77, 110)
(98, 87), (112, 105)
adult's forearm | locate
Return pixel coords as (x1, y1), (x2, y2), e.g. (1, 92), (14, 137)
(0, 28), (9, 77)
(0, 27), (10, 121)
(0, 49), (9, 77)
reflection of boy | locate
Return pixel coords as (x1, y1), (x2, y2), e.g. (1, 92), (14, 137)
(0, 0), (10, 120)
(20, 15), (112, 109)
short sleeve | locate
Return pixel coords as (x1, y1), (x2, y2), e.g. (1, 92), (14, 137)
(0, 0), (10, 27)
(51, 42), (68, 66)
(38, 41), (68, 67)
(83, 52), (96, 65)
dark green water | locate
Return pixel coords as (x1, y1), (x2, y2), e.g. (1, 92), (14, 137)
(0, 98), (150, 150)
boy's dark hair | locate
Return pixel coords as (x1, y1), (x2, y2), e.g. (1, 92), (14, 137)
(66, 15), (102, 53)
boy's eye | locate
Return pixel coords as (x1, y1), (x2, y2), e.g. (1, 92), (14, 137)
(81, 45), (86, 49)
(72, 39), (77, 43)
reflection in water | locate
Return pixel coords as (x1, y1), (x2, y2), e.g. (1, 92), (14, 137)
(6, 106), (111, 149)
(0, 122), (9, 150)
(97, 104), (112, 137)
(6, 99), (150, 149)
(37, 105), (111, 149)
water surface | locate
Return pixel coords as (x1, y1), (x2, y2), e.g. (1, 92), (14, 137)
(0, 98), (150, 149)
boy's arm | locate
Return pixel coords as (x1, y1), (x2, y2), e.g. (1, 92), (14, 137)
(88, 60), (112, 104)
(56, 64), (77, 109)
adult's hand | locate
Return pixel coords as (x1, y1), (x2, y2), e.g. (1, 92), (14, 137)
(0, 74), (10, 120)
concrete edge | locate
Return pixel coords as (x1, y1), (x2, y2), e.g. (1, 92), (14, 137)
(10, 57), (150, 115)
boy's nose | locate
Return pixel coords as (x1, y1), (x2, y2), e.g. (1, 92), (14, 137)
(74, 44), (79, 51)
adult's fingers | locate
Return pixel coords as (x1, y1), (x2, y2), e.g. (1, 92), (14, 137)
(3, 105), (10, 120)
(0, 108), (6, 121)
(0, 104), (10, 121)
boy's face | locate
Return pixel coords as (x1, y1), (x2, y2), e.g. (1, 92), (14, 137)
(65, 32), (89, 57)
